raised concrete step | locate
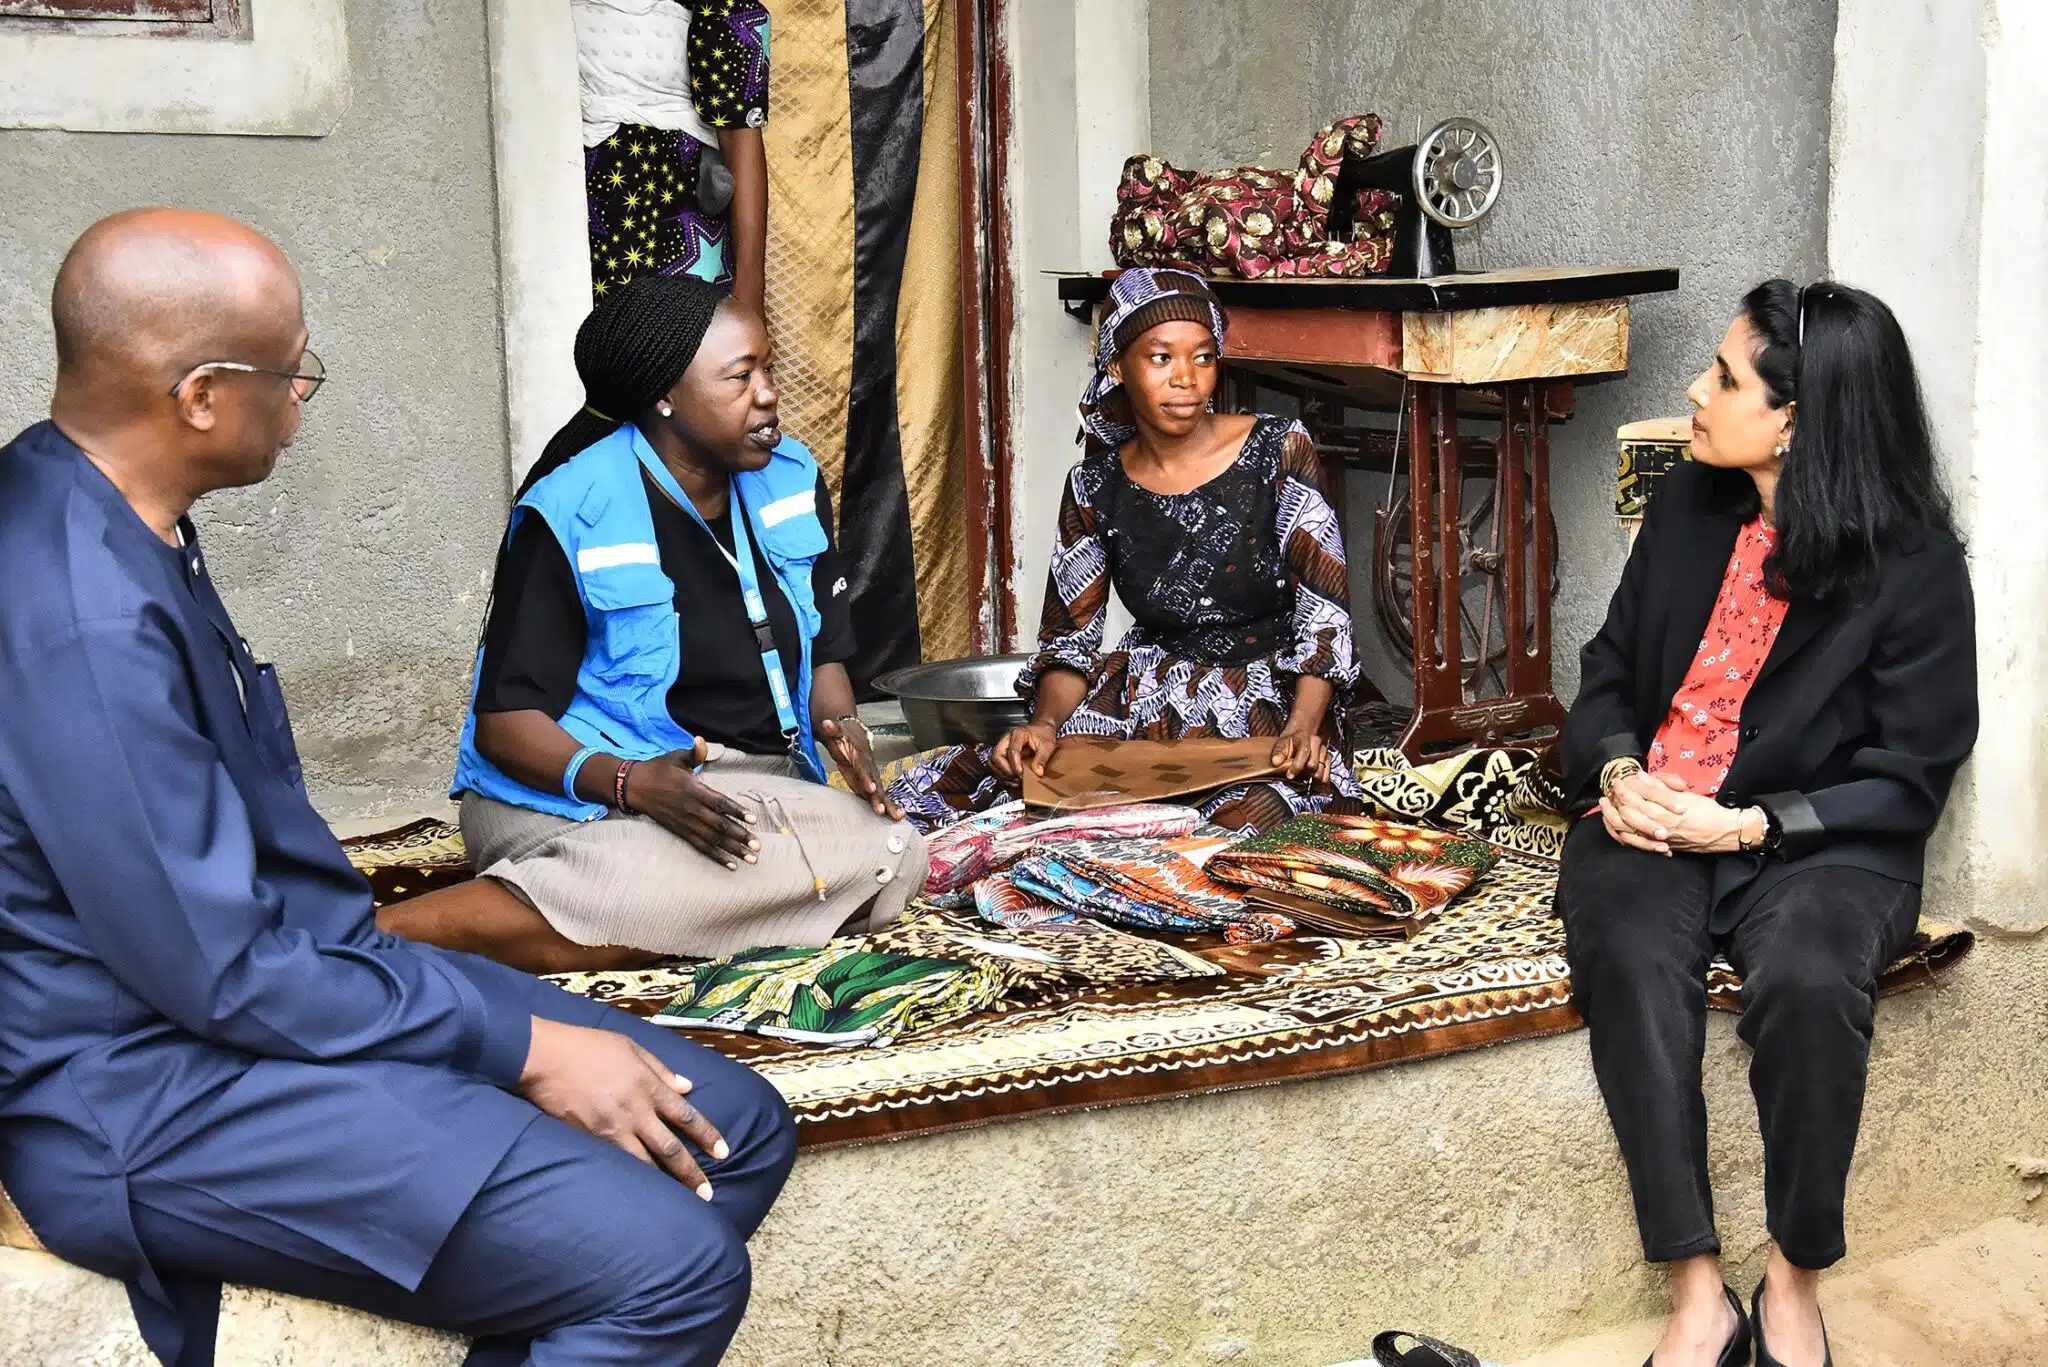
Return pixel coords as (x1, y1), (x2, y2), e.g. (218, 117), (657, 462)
(5, 937), (2042, 1365)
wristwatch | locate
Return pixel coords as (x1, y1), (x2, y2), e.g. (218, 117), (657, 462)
(1739, 804), (1783, 854)
(1758, 803), (1784, 852)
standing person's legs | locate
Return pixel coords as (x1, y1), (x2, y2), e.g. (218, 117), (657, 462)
(1728, 867), (1919, 1365)
(1557, 819), (1721, 1260)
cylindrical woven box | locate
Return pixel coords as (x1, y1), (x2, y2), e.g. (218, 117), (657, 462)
(1615, 417), (1691, 545)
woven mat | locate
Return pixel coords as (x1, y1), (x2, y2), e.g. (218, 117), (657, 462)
(0, 817), (1974, 1253)
(345, 820), (1973, 1151)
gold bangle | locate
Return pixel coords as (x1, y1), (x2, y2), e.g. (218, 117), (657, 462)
(1599, 757), (1644, 800)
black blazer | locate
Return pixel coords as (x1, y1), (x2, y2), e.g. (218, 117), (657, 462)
(1560, 460), (1978, 930)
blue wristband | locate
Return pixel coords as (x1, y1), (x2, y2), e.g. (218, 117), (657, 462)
(563, 746), (601, 802)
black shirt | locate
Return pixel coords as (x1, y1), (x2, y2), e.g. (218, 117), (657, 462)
(475, 469), (854, 754)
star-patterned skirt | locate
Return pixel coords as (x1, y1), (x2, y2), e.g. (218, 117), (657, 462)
(585, 124), (732, 296)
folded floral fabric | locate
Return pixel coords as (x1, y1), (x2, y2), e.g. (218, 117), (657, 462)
(924, 802), (1031, 893)
(1207, 814), (1500, 928)
(923, 799), (1202, 894)
(972, 873), (1080, 929)
(1001, 834), (1296, 943)
(651, 944), (1003, 1047)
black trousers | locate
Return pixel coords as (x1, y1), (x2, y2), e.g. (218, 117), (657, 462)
(1556, 819), (1919, 1269)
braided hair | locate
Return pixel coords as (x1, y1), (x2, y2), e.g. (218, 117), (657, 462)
(517, 274), (729, 499)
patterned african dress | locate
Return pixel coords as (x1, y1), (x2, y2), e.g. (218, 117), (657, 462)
(889, 415), (1365, 834)
(583, 0), (771, 295)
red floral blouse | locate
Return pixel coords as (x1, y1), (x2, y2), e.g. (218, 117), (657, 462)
(1647, 519), (1788, 798)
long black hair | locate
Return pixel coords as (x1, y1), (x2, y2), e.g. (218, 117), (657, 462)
(1722, 278), (1956, 601)
(515, 274), (730, 500)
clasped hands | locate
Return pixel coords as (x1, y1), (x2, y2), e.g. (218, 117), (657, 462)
(1601, 766), (1762, 856)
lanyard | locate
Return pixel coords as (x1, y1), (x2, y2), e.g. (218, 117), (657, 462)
(634, 440), (822, 778)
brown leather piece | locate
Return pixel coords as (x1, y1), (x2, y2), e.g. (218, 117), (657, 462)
(1019, 737), (1284, 811)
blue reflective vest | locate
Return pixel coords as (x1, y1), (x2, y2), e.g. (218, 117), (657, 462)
(452, 425), (829, 820)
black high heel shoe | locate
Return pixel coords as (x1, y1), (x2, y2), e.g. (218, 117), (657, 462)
(1643, 1284), (1751, 1367)
(1751, 1278), (1831, 1367)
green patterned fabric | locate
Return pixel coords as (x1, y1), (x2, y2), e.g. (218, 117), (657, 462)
(652, 944), (1003, 1047)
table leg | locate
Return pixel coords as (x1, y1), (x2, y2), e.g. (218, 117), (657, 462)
(1399, 385), (1464, 756)
(1398, 381), (1566, 759)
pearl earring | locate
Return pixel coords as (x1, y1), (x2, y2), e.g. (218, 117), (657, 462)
(657, 402), (673, 418)
(1773, 443), (1788, 458)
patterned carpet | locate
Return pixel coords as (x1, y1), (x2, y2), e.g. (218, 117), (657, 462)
(343, 817), (1973, 1150)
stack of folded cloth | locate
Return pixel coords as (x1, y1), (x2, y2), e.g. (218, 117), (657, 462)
(865, 911), (1224, 1006)
(648, 911), (1231, 1048)
(923, 800), (1202, 895)
(1206, 814), (1500, 937)
(652, 944), (1005, 1048)
(977, 833), (1296, 944)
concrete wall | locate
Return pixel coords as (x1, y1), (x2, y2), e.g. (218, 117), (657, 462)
(0, 0), (510, 817)
(1143, 0), (1837, 701)
(999, 0), (1151, 647)
(1830, 0), (2048, 933)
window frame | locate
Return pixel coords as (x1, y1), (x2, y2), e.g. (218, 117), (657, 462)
(0, 0), (346, 134)
(0, 0), (247, 40)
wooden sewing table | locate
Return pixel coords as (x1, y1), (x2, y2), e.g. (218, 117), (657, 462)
(1056, 265), (1681, 758)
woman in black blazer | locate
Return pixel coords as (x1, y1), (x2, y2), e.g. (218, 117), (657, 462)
(1557, 280), (1975, 1367)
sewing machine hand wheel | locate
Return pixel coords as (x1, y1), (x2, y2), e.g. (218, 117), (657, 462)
(1411, 117), (1501, 228)
(1373, 469), (1559, 695)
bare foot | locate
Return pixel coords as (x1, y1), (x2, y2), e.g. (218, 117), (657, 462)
(1653, 1254), (1738, 1367)
(1757, 1259), (1828, 1367)
(1651, 1296), (1738, 1366)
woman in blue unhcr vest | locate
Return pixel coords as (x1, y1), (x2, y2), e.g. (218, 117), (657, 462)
(387, 277), (927, 972)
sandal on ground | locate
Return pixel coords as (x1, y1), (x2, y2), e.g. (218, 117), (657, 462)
(1752, 1277), (1830, 1367)
(1372, 1330), (1482, 1367)
(1644, 1284), (1751, 1367)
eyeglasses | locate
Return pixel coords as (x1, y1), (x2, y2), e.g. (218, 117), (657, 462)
(170, 348), (327, 403)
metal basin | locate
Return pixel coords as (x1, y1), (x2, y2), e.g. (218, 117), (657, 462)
(872, 655), (1035, 751)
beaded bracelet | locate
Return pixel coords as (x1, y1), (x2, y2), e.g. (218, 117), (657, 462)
(614, 758), (638, 815)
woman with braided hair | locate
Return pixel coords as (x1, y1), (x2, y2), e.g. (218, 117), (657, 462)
(387, 275), (926, 971)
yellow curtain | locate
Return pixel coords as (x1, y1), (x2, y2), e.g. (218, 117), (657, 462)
(760, 0), (969, 665)
(895, 0), (969, 661)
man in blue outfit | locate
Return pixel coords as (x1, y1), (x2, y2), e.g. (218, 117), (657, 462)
(0, 208), (796, 1367)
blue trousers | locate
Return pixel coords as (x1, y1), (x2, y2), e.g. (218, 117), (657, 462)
(126, 995), (797, 1367)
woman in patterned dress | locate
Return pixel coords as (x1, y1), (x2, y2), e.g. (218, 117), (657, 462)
(888, 268), (1363, 834)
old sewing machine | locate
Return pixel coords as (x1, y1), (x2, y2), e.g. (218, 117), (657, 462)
(1062, 120), (1679, 758)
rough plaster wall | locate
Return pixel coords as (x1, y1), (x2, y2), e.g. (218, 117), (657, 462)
(1144, 0), (1835, 702)
(1830, 0), (2048, 935)
(0, 0), (507, 817)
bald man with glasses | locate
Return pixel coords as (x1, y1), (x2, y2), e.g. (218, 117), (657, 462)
(0, 210), (795, 1367)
